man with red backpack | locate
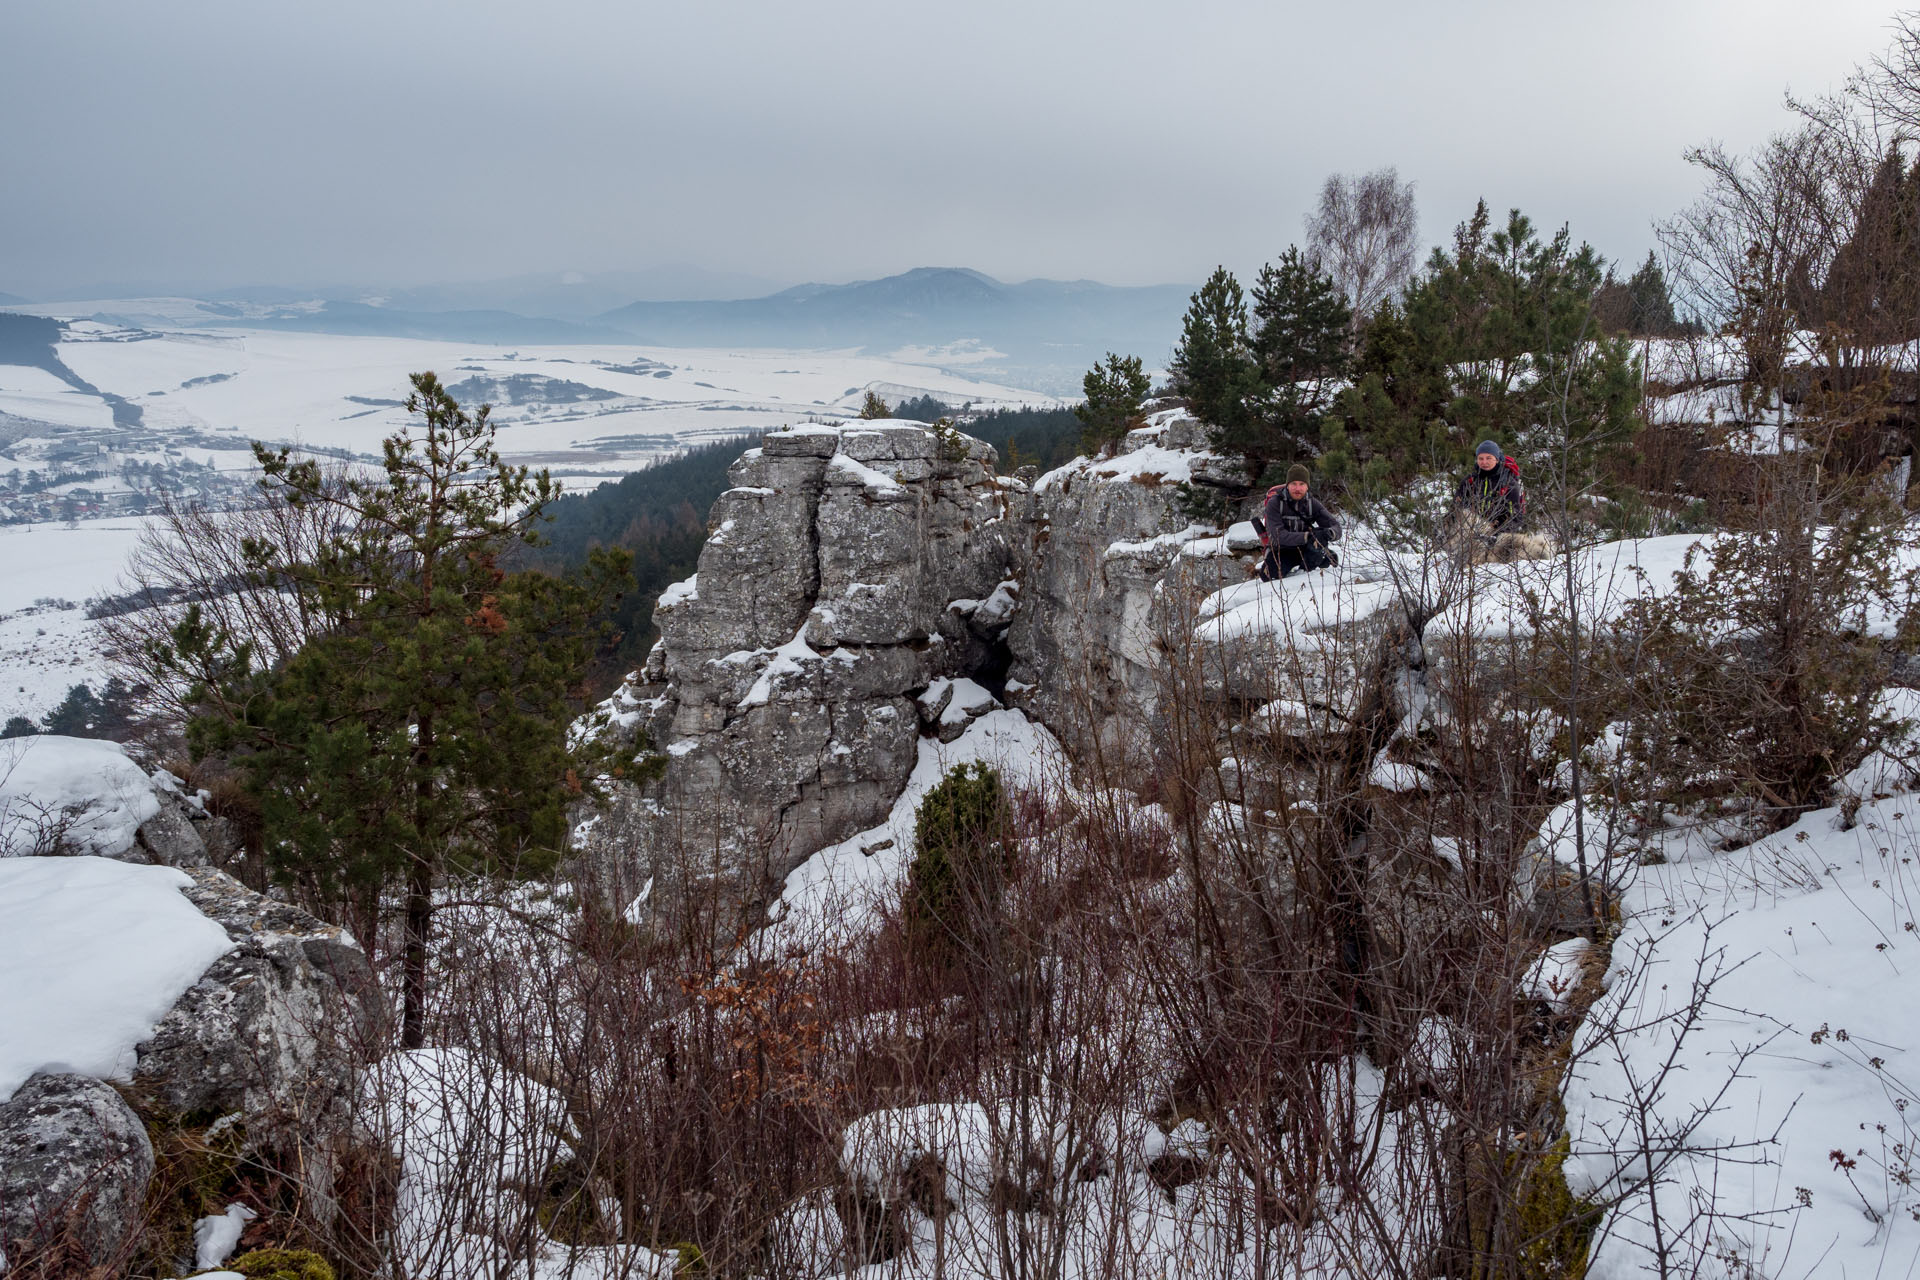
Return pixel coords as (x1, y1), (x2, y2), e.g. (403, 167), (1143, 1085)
(1252, 464), (1341, 582)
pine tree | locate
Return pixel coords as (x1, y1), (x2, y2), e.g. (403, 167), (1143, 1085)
(40, 683), (102, 736)
(1819, 149), (1920, 346)
(162, 372), (631, 1048)
(1074, 352), (1152, 453)
(1, 716), (35, 739)
(1624, 252), (1684, 336)
(858, 390), (892, 419)
(1335, 203), (1640, 491)
(902, 762), (1007, 970)
(1168, 267), (1265, 459)
(1247, 248), (1352, 476)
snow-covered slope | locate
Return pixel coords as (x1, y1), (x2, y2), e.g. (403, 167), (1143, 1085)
(1567, 793), (1920, 1278)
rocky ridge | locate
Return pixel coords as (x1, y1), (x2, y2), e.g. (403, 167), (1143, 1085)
(579, 409), (1260, 931)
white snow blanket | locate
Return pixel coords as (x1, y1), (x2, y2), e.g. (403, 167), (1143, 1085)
(0, 856), (232, 1101)
(0, 734), (162, 858)
(1192, 532), (1920, 654)
(1565, 794), (1920, 1277)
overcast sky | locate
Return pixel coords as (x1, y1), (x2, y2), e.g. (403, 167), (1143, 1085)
(0, 0), (1908, 298)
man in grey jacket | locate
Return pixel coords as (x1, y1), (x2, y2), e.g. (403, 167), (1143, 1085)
(1253, 464), (1341, 581)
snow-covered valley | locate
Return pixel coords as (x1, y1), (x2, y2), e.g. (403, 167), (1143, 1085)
(0, 321), (1062, 724)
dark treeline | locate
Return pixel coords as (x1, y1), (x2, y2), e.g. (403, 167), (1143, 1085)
(518, 435), (763, 681)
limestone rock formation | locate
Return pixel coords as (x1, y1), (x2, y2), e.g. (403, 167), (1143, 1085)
(582, 421), (1030, 930)
(0, 1072), (155, 1271)
(575, 410), (1267, 931)
(1004, 411), (1252, 754)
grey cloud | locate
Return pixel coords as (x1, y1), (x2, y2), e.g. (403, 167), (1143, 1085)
(0, 0), (1902, 298)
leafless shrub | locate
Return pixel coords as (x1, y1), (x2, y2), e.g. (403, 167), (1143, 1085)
(98, 475), (364, 725)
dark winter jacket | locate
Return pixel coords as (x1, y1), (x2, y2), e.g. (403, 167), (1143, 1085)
(1255, 489), (1342, 550)
(1455, 459), (1525, 533)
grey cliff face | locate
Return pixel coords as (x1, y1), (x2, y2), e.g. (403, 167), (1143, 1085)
(579, 411), (1258, 933)
(1005, 412), (1251, 754)
(584, 422), (1028, 933)
(0, 1073), (155, 1271)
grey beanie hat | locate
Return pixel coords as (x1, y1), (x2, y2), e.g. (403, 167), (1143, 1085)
(1475, 439), (1502, 459)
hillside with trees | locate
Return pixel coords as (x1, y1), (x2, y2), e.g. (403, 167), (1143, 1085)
(8, 16), (1920, 1280)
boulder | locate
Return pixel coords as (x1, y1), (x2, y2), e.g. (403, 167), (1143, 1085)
(130, 868), (384, 1228)
(0, 1072), (154, 1271)
(134, 867), (382, 1133)
(134, 801), (210, 868)
(0, 735), (160, 859)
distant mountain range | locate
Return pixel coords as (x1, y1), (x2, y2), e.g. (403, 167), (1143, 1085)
(595, 268), (1193, 391)
(4, 268), (1197, 395)
(599, 266), (1190, 348)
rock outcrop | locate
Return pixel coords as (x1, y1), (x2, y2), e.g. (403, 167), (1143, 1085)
(0, 735), (219, 867)
(0, 1072), (155, 1272)
(133, 868), (383, 1142)
(578, 410), (1263, 932)
(582, 422), (1030, 930)
(0, 861), (383, 1268)
(1005, 411), (1251, 752)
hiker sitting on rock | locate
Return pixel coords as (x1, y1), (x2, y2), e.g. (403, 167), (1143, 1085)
(1449, 439), (1550, 563)
(1252, 464), (1341, 582)
(1456, 440), (1525, 534)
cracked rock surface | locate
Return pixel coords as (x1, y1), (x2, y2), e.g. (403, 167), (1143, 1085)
(581, 422), (1027, 933)
(576, 412), (1257, 934)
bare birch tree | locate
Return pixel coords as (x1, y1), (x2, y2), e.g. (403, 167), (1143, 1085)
(1303, 167), (1421, 322)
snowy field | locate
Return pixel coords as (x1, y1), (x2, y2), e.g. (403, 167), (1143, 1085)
(0, 520), (164, 723)
(0, 326), (1060, 724)
(8, 323), (1060, 483)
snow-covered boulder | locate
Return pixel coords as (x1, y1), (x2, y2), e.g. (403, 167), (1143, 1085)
(133, 866), (384, 1164)
(0, 734), (161, 859)
(0, 734), (212, 866)
(0, 856), (384, 1256)
(0, 857), (234, 1101)
(0, 1072), (154, 1270)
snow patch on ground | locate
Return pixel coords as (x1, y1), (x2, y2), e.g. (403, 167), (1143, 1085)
(1565, 793), (1920, 1278)
(0, 856), (232, 1101)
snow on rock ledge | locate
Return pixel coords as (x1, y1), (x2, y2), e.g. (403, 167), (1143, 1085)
(0, 735), (162, 859)
(0, 856), (233, 1102)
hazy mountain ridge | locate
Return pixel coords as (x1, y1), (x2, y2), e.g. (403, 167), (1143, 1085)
(600, 265), (1190, 349)
(5, 268), (1193, 393)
